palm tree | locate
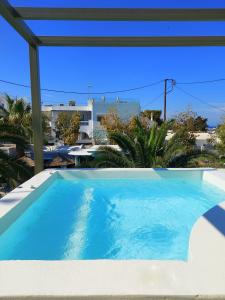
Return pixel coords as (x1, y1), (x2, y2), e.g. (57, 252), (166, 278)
(94, 119), (196, 168)
(0, 94), (32, 138)
(0, 94), (51, 143)
(0, 124), (32, 189)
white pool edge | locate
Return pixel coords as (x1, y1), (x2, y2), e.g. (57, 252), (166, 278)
(0, 168), (225, 298)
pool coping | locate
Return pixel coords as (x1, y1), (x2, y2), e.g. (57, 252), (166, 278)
(0, 168), (225, 299)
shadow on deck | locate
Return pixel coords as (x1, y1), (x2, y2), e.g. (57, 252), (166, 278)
(204, 204), (225, 237)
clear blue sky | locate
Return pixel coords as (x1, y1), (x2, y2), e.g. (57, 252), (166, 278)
(0, 0), (225, 125)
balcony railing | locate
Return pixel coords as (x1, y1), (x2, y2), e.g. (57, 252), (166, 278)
(80, 121), (89, 126)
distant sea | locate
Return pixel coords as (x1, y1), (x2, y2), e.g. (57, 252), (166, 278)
(208, 125), (217, 129)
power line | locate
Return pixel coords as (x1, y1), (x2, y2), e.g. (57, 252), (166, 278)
(175, 85), (225, 114)
(1, 76), (225, 96)
(0, 78), (163, 95)
(142, 91), (165, 109)
(177, 78), (225, 85)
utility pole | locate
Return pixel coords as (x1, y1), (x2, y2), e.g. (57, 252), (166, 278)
(163, 79), (168, 122)
(163, 78), (176, 122)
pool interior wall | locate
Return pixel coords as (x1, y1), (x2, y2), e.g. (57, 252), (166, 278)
(0, 168), (204, 234)
(0, 168), (205, 235)
(0, 169), (224, 261)
(0, 171), (58, 235)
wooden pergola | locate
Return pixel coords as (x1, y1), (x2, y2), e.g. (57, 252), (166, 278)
(0, 0), (224, 173)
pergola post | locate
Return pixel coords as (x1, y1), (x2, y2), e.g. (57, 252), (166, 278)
(29, 44), (44, 174)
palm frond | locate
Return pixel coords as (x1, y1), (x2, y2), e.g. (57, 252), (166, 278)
(92, 120), (213, 169)
(109, 132), (138, 161)
(0, 133), (28, 150)
(0, 150), (32, 188)
(94, 146), (134, 168)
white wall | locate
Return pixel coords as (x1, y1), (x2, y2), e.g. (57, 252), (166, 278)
(92, 101), (141, 123)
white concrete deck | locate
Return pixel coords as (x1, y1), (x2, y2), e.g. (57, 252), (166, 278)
(0, 168), (225, 299)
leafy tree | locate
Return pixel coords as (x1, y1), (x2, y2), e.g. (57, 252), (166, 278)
(100, 109), (130, 144)
(215, 120), (225, 155)
(140, 110), (163, 126)
(101, 109), (127, 133)
(55, 112), (80, 145)
(55, 112), (70, 140)
(94, 119), (197, 168)
(127, 111), (163, 133)
(170, 109), (208, 132)
(41, 113), (51, 144)
(171, 126), (196, 151)
(101, 109), (160, 139)
(194, 116), (208, 132)
(64, 112), (80, 145)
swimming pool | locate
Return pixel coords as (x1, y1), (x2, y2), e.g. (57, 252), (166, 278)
(0, 169), (224, 261)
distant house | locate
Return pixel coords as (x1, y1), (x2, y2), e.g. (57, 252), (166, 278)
(166, 131), (215, 150)
(42, 98), (141, 144)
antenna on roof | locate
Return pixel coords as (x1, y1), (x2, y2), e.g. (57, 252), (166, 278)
(87, 83), (92, 100)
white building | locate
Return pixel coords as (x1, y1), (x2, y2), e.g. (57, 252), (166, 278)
(42, 98), (140, 144)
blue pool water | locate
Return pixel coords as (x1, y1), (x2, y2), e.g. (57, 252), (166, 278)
(0, 174), (224, 260)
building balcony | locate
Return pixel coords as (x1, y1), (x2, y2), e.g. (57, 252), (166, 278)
(80, 121), (89, 126)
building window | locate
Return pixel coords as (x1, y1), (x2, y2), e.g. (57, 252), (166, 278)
(80, 111), (91, 121)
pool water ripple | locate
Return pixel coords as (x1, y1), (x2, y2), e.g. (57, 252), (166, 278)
(0, 175), (224, 260)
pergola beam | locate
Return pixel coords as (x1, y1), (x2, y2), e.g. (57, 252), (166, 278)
(0, 0), (39, 46)
(14, 7), (225, 21)
(38, 36), (225, 47)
